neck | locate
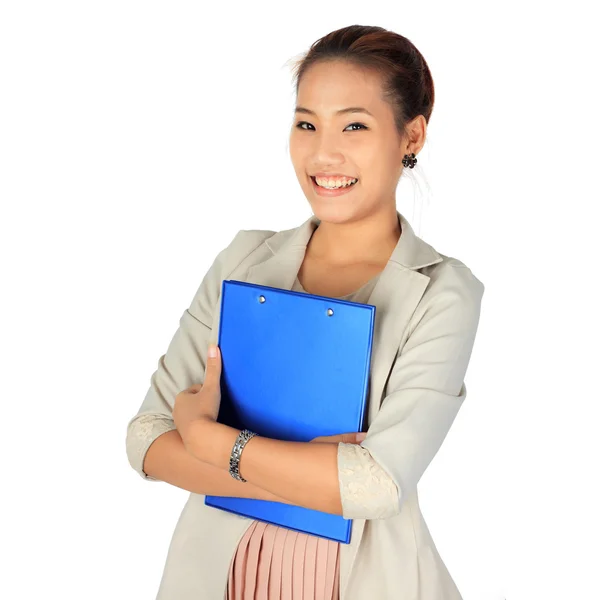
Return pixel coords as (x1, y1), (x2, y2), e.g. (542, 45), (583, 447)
(308, 207), (402, 266)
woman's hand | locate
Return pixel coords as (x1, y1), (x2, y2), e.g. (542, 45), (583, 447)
(173, 344), (222, 449)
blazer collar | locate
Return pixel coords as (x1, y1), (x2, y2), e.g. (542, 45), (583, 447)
(263, 210), (443, 271)
(245, 210), (443, 295)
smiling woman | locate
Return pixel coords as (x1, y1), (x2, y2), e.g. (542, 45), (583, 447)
(125, 24), (484, 600)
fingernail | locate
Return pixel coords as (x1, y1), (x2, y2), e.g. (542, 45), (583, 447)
(356, 432), (367, 442)
(208, 345), (217, 358)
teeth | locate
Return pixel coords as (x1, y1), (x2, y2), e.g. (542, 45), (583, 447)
(314, 177), (358, 189)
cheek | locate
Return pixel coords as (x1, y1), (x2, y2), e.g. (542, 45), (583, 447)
(364, 156), (395, 183)
(289, 139), (311, 160)
(288, 141), (306, 168)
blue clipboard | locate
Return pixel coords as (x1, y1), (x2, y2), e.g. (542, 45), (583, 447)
(204, 279), (376, 544)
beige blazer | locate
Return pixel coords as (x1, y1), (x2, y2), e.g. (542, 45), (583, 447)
(125, 210), (484, 600)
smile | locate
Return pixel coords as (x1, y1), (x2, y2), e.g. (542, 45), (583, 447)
(310, 176), (358, 197)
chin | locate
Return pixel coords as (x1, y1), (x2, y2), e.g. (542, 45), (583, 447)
(302, 177), (372, 224)
(308, 202), (361, 224)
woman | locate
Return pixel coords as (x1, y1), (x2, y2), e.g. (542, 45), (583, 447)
(125, 25), (484, 600)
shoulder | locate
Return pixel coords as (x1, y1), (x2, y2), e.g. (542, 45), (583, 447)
(198, 227), (279, 290)
(215, 227), (277, 274)
(186, 227), (277, 325)
(232, 227), (278, 247)
(422, 251), (485, 299)
(401, 251), (485, 339)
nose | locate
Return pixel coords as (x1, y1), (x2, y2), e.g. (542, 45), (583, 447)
(311, 132), (345, 165)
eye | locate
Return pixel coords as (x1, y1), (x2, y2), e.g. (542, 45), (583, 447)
(295, 121), (369, 132)
(345, 122), (368, 131)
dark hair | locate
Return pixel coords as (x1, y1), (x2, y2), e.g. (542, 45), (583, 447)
(288, 25), (435, 142)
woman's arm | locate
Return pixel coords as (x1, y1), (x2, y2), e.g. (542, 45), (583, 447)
(142, 428), (295, 503)
(189, 420), (345, 515)
(124, 229), (272, 482)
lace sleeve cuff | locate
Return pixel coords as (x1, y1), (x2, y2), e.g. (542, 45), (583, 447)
(337, 442), (401, 520)
(126, 414), (178, 481)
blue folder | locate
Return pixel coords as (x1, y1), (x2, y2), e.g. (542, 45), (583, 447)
(204, 279), (376, 544)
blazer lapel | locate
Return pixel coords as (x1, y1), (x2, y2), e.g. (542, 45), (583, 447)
(244, 216), (318, 290)
(225, 210), (443, 597)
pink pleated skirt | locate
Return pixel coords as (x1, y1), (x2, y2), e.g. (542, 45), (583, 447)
(226, 520), (341, 599)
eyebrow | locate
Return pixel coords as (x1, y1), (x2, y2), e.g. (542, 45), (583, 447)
(294, 106), (374, 117)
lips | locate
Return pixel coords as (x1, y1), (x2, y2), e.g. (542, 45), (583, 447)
(310, 175), (358, 197)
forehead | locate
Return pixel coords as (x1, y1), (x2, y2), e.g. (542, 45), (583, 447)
(297, 61), (384, 112)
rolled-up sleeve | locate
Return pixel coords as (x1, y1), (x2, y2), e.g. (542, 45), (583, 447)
(125, 229), (267, 481)
(337, 442), (401, 519)
(359, 262), (485, 514)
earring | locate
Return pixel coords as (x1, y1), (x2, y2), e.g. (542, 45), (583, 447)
(402, 152), (417, 169)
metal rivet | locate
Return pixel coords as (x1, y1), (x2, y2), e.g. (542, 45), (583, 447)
(327, 308), (334, 316)
(259, 295), (266, 303)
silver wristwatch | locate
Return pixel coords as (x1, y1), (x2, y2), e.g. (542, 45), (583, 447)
(229, 429), (258, 482)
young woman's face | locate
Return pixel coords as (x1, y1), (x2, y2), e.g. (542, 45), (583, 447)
(289, 60), (406, 224)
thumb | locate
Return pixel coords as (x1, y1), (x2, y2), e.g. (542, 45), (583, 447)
(204, 344), (222, 387)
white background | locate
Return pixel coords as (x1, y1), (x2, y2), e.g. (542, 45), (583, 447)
(1, 2), (598, 599)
